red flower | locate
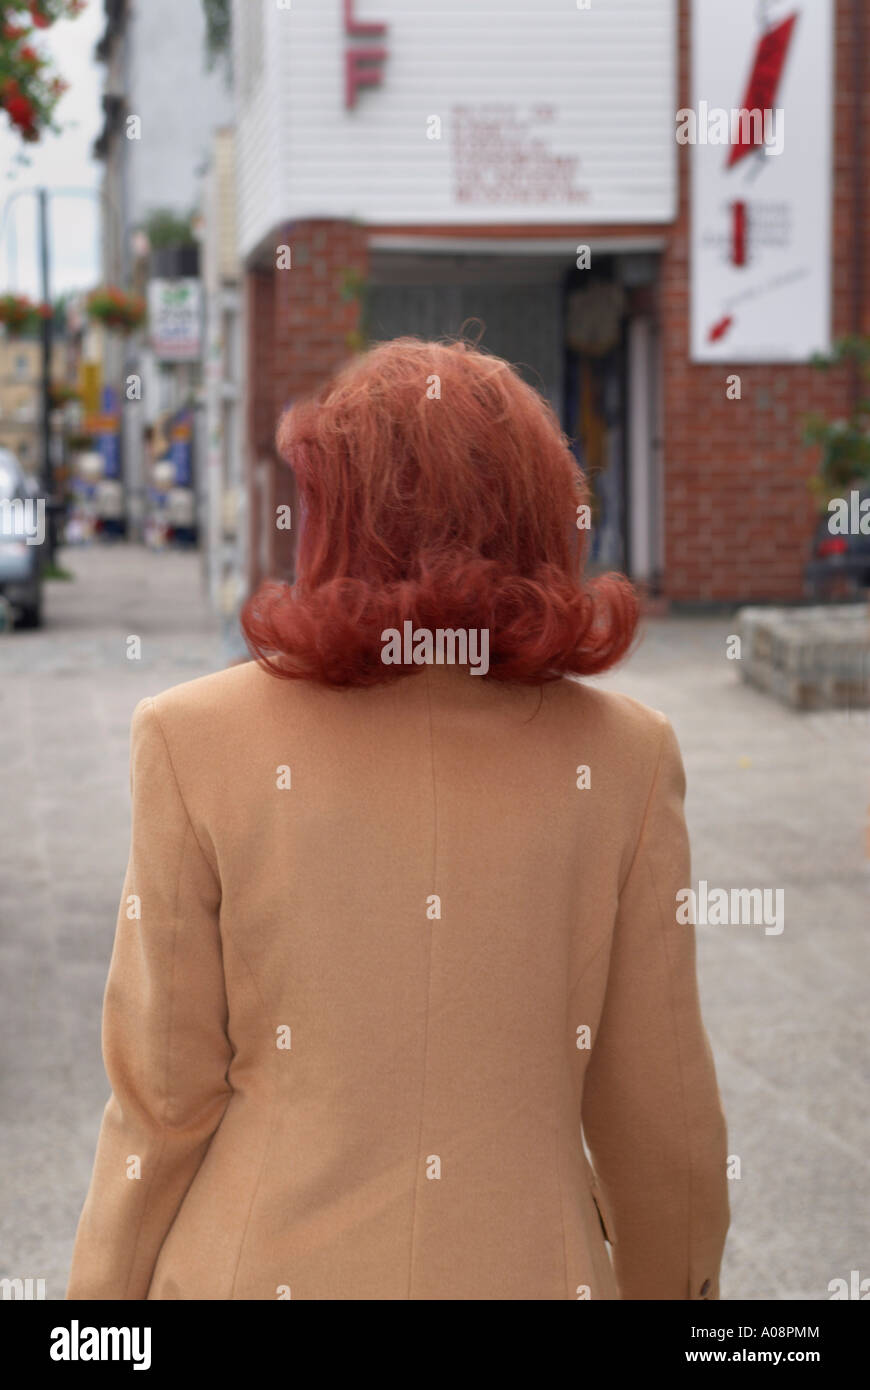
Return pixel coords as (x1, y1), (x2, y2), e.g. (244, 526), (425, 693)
(19, 45), (42, 65)
(3, 22), (29, 40)
(29, 5), (52, 29)
(5, 93), (36, 128)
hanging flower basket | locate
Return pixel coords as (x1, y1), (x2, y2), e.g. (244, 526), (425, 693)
(49, 381), (81, 408)
(0, 2), (86, 143)
(0, 292), (51, 333)
(86, 286), (147, 333)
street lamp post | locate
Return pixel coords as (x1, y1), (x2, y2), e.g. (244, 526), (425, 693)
(37, 187), (56, 564)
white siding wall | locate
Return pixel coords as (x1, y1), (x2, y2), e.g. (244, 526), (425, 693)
(233, 0), (677, 256)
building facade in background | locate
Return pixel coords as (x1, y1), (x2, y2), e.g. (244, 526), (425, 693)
(0, 339), (48, 473)
(93, 0), (232, 542)
(230, 0), (868, 606)
(199, 126), (246, 655)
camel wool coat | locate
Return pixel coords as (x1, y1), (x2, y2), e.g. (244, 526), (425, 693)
(67, 660), (730, 1301)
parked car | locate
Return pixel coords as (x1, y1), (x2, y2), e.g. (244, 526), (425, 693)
(0, 448), (45, 628)
(804, 486), (870, 601)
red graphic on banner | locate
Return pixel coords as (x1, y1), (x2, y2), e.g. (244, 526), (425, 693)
(731, 200), (748, 266)
(708, 315), (734, 343)
(726, 12), (798, 168)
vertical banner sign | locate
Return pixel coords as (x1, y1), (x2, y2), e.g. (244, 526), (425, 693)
(689, 0), (832, 362)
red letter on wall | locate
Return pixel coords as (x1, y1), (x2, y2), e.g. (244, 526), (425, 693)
(344, 0), (388, 109)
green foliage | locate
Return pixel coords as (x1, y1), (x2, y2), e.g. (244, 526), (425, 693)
(803, 336), (870, 505)
(339, 268), (370, 353)
(141, 207), (197, 250)
(201, 0), (231, 72)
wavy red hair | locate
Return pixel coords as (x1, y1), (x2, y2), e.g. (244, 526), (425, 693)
(241, 336), (639, 686)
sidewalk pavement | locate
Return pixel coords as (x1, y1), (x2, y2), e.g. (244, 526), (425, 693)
(1, 543), (867, 1300)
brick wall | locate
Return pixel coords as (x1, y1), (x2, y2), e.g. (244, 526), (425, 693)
(661, 0), (869, 601)
(245, 220), (368, 593)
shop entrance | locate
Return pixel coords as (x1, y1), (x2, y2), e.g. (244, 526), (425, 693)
(367, 250), (566, 414)
(367, 245), (662, 587)
(563, 252), (662, 585)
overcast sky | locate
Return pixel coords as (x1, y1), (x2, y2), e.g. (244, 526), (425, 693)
(0, 0), (103, 299)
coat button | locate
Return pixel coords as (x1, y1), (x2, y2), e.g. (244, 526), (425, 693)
(699, 1278), (712, 1297)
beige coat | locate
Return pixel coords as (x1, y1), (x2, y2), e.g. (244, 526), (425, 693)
(67, 661), (729, 1300)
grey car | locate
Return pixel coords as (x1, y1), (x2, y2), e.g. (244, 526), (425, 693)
(804, 485), (870, 601)
(0, 448), (45, 628)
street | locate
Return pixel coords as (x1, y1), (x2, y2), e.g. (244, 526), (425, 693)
(1, 544), (867, 1300)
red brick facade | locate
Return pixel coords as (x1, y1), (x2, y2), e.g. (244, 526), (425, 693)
(246, 221), (368, 590)
(245, 0), (868, 604)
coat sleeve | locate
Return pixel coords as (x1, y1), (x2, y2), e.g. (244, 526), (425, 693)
(580, 713), (730, 1300)
(66, 696), (233, 1300)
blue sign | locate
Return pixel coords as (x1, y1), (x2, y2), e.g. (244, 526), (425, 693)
(170, 409), (193, 487)
(98, 385), (121, 478)
(98, 429), (121, 479)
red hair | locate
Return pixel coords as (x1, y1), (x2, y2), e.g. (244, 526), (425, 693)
(241, 337), (639, 686)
